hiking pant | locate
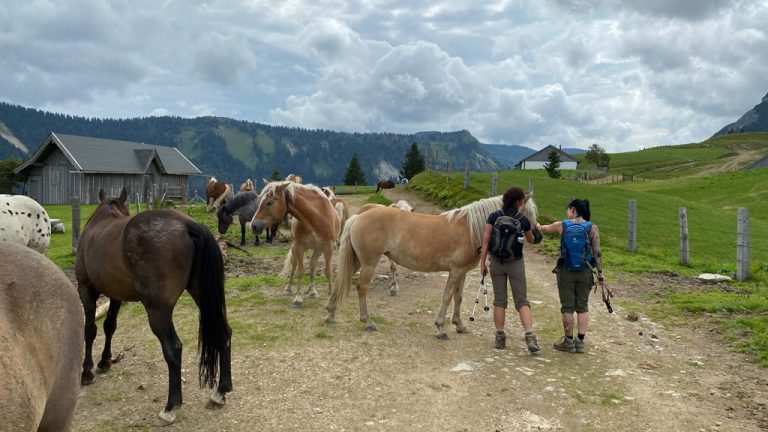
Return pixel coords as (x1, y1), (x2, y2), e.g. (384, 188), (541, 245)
(556, 266), (593, 313)
(489, 257), (528, 311)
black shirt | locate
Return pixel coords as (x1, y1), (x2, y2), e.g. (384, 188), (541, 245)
(486, 209), (531, 232)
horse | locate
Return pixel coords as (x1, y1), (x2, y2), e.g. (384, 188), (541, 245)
(205, 177), (230, 212)
(321, 187), (350, 245)
(239, 178), (255, 192)
(216, 191), (278, 245)
(0, 242), (84, 431)
(0, 194), (52, 254)
(250, 181), (340, 308)
(285, 173), (303, 184)
(326, 193), (538, 338)
(76, 189), (232, 424)
(376, 180), (395, 192)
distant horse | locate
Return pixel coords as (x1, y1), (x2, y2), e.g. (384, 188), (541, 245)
(285, 174), (303, 184)
(76, 189), (232, 424)
(216, 191), (278, 245)
(205, 177), (230, 212)
(321, 187), (350, 244)
(251, 181), (340, 307)
(326, 193), (538, 338)
(0, 242), (84, 432)
(376, 180), (395, 192)
(0, 194), (52, 254)
(239, 179), (255, 192)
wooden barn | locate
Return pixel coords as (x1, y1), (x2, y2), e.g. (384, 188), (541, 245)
(14, 133), (201, 204)
(514, 145), (578, 170)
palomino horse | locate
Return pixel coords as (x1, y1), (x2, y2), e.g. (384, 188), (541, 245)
(376, 180), (395, 192)
(285, 173), (303, 183)
(0, 194), (51, 254)
(321, 187), (350, 244)
(216, 191), (278, 245)
(0, 242), (84, 431)
(206, 177), (230, 212)
(326, 193), (538, 338)
(239, 178), (255, 192)
(76, 189), (232, 424)
(250, 181), (340, 307)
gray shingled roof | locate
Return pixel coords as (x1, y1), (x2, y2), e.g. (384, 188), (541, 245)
(517, 145), (578, 163)
(17, 133), (200, 175)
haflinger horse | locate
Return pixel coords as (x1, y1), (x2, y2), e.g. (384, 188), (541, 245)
(216, 191), (278, 245)
(285, 173), (303, 183)
(76, 189), (232, 424)
(250, 181), (340, 308)
(205, 177), (230, 212)
(376, 179), (395, 192)
(239, 178), (255, 192)
(321, 187), (350, 245)
(326, 193), (538, 338)
(0, 194), (52, 254)
(0, 242), (84, 432)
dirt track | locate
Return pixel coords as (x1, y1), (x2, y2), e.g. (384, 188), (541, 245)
(70, 188), (767, 431)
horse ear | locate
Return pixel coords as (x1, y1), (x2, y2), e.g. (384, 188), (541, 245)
(262, 178), (270, 186)
(98, 189), (106, 202)
(119, 188), (128, 204)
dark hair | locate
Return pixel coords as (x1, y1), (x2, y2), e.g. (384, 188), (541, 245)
(568, 199), (591, 221)
(502, 187), (525, 213)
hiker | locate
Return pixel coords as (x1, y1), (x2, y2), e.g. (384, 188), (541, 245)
(537, 198), (604, 354)
(479, 186), (540, 353)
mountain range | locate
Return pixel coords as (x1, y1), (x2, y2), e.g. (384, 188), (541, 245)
(713, 92), (768, 137)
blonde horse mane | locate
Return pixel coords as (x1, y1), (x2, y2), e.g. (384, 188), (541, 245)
(260, 180), (327, 201)
(441, 194), (538, 244)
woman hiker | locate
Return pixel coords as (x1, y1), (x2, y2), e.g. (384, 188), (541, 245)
(537, 198), (605, 354)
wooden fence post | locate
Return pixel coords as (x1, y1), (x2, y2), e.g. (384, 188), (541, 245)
(491, 171), (498, 196)
(71, 197), (80, 253)
(736, 208), (750, 281)
(528, 177), (533, 192)
(628, 199), (637, 252)
(446, 160), (452, 180)
(463, 161), (470, 190)
(679, 207), (689, 265)
(135, 193), (141, 214)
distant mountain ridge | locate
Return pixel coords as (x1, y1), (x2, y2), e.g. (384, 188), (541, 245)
(0, 101), (503, 192)
(714, 92), (768, 137)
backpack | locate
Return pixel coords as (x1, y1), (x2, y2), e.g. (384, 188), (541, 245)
(560, 220), (593, 271)
(489, 212), (524, 262)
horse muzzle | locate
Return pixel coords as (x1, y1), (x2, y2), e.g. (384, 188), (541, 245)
(250, 219), (265, 234)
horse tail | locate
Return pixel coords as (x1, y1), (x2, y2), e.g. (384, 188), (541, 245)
(328, 215), (359, 308)
(280, 248), (293, 277)
(187, 222), (229, 389)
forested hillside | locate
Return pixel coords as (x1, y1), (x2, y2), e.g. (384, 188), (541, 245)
(0, 102), (502, 192)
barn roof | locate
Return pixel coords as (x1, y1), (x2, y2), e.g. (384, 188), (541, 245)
(14, 133), (201, 175)
(515, 145), (578, 166)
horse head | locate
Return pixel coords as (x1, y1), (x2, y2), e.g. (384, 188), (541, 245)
(88, 189), (130, 228)
(321, 187), (336, 199)
(215, 203), (234, 234)
(250, 181), (291, 234)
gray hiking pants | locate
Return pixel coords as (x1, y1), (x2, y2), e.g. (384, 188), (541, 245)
(489, 257), (529, 311)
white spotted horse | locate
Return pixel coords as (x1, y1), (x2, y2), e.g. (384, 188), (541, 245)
(0, 194), (51, 254)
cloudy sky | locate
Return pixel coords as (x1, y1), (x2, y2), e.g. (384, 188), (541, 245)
(1, 0), (767, 152)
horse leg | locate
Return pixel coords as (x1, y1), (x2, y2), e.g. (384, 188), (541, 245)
(388, 257), (399, 296)
(266, 224), (274, 244)
(292, 245), (306, 308)
(356, 264), (378, 331)
(79, 284), (99, 385)
(97, 299), (123, 373)
(451, 273), (469, 334)
(323, 243), (334, 296)
(434, 272), (462, 340)
(306, 249), (321, 299)
(145, 304), (183, 424)
(283, 249), (297, 296)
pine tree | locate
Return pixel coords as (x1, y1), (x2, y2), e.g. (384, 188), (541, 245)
(343, 154), (366, 185)
(544, 150), (562, 179)
(0, 156), (22, 194)
(399, 142), (426, 180)
(270, 168), (282, 181)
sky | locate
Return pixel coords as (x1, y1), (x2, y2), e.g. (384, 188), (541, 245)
(1, 0), (767, 153)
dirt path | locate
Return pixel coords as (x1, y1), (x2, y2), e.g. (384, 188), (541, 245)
(70, 188), (767, 431)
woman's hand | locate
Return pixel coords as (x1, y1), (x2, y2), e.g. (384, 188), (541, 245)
(480, 260), (488, 276)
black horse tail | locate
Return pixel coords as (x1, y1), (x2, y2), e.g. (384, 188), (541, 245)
(187, 222), (230, 389)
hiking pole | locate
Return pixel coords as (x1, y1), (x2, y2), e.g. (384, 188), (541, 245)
(469, 276), (490, 322)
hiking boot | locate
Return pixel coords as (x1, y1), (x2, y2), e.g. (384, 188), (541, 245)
(553, 336), (576, 353)
(494, 330), (506, 349)
(574, 338), (585, 354)
(525, 332), (540, 353)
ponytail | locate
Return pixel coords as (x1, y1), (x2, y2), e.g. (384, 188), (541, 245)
(568, 199), (591, 221)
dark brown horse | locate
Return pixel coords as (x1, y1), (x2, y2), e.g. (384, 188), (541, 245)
(0, 242), (84, 431)
(76, 189), (232, 424)
(376, 179), (395, 192)
(206, 176), (230, 212)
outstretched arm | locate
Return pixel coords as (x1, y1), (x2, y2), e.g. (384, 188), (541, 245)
(536, 220), (563, 235)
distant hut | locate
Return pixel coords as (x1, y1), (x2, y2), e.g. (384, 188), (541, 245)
(514, 145), (578, 170)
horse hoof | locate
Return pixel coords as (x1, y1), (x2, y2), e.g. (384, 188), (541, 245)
(389, 289), (399, 297)
(365, 323), (379, 332)
(96, 364), (110, 374)
(456, 325), (469, 334)
(292, 300), (303, 308)
(206, 391), (226, 409)
(308, 291), (320, 299)
(325, 317), (337, 324)
(158, 410), (176, 424)
(81, 372), (95, 386)
(436, 331), (449, 340)
(281, 290), (293, 297)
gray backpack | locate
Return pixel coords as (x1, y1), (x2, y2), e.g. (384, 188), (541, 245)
(489, 213), (524, 262)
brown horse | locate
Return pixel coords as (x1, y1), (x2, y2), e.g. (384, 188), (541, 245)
(205, 177), (230, 212)
(0, 242), (84, 431)
(326, 193), (538, 338)
(376, 179), (395, 192)
(321, 187), (350, 245)
(239, 178), (255, 192)
(76, 189), (232, 424)
(250, 181), (340, 307)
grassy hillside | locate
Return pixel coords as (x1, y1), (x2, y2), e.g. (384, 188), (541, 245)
(601, 132), (768, 179)
(408, 168), (768, 365)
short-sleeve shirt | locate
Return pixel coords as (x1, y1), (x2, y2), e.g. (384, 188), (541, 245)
(486, 208), (531, 233)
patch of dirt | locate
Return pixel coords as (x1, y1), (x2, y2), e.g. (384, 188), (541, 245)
(69, 188), (767, 431)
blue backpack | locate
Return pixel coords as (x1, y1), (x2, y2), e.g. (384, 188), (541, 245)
(560, 220), (593, 271)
